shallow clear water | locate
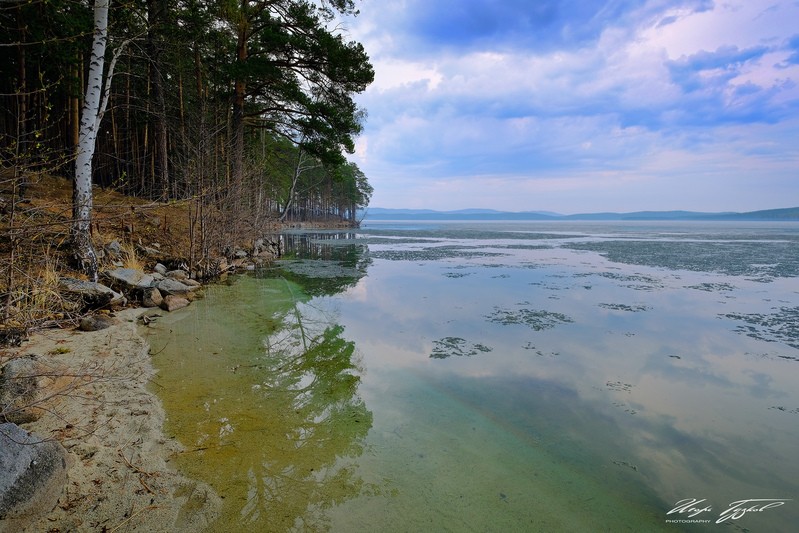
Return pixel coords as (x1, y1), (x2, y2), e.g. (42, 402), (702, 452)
(144, 221), (799, 532)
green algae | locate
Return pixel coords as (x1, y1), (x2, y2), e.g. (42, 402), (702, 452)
(687, 282), (736, 292)
(430, 337), (493, 359)
(565, 239), (799, 278)
(598, 303), (651, 312)
(143, 276), (374, 532)
(486, 306), (574, 330)
(721, 306), (799, 350)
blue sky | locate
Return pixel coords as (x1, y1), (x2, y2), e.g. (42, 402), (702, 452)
(341, 0), (799, 214)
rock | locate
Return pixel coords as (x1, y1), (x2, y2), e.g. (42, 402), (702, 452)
(160, 295), (190, 312)
(154, 263), (168, 275)
(136, 245), (163, 258)
(141, 287), (163, 308)
(165, 269), (188, 281)
(0, 328), (26, 348)
(156, 278), (196, 296)
(253, 238), (264, 255)
(234, 249), (248, 259)
(78, 314), (118, 332)
(181, 278), (201, 288)
(0, 422), (68, 522)
(103, 267), (155, 290)
(104, 240), (123, 258)
(59, 278), (126, 310)
(0, 357), (42, 424)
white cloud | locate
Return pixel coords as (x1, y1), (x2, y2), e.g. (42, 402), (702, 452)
(348, 0), (799, 212)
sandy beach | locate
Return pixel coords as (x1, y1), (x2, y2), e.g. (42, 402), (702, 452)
(2, 308), (221, 533)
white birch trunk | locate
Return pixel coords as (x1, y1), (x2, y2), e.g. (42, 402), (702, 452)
(73, 0), (109, 281)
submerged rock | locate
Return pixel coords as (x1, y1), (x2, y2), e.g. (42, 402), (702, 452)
(0, 422), (68, 523)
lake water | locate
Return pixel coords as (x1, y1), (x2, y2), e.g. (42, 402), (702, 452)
(143, 221), (799, 532)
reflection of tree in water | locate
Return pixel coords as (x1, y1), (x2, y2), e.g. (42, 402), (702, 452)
(163, 276), (374, 532)
(233, 272), (373, 530)
(264, 232), (371, 296)
(236, 311), (374, 531)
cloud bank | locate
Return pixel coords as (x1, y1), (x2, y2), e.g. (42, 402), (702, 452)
(344, 0), (799, 213)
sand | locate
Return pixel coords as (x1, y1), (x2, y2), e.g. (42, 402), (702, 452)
(1, 308), (221, 533)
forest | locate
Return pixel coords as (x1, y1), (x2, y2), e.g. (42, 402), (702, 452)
(0, 0), (374, 326)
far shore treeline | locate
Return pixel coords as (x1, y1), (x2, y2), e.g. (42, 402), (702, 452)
(361, 207), (799, 221)
(1, 0), (374, 242)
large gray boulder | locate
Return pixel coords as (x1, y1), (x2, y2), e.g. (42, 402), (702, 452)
(0, 357), (41, 424)
(59, 278), (126, 309)
(156, 278), (196, 296)
(0, 423), (68, 522)
(103, 267), (156, 290)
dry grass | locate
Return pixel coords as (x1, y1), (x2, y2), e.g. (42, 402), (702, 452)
(119, 242), (145, 271)
(1, 173), (279, 334)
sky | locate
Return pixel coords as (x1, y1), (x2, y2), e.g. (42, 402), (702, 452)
(340, 0), (799, 214)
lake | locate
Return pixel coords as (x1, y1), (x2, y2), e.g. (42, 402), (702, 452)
(143, 220), (799, 532)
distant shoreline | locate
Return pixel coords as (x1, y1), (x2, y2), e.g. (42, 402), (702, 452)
(360, 206), (799, 222)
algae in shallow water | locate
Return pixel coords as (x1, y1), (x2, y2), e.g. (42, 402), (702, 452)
(430, 337), (493, 359)
(598, 303), (651, 312)
(486, 306), (574, 330)
(721, 306), (799, 350)
(566, 239), (799, 278)
(145, 276), (374, 532)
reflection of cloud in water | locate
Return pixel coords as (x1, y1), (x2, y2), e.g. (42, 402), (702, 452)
(151, 223), (799, 531)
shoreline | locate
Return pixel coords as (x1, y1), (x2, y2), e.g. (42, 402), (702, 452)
(3, 308), (221, 532)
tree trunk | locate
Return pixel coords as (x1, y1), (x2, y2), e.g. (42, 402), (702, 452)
(148, 0), (170, 199)
(73, 0), (110, 281)
(231, 13), (248, 192)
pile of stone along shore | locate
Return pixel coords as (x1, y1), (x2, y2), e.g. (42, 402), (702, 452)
(0, 239), (278, 526)
(62, 236), (280, 327)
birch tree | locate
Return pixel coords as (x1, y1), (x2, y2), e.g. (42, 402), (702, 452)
(73, 0), (127, 280)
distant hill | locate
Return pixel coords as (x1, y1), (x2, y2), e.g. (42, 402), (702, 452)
(360, 207), (799, 222)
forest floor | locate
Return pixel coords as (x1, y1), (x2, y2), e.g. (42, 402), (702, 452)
(0, 172), (356, 531)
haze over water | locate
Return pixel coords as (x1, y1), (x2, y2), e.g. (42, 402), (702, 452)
(144, 220), (799, 531)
